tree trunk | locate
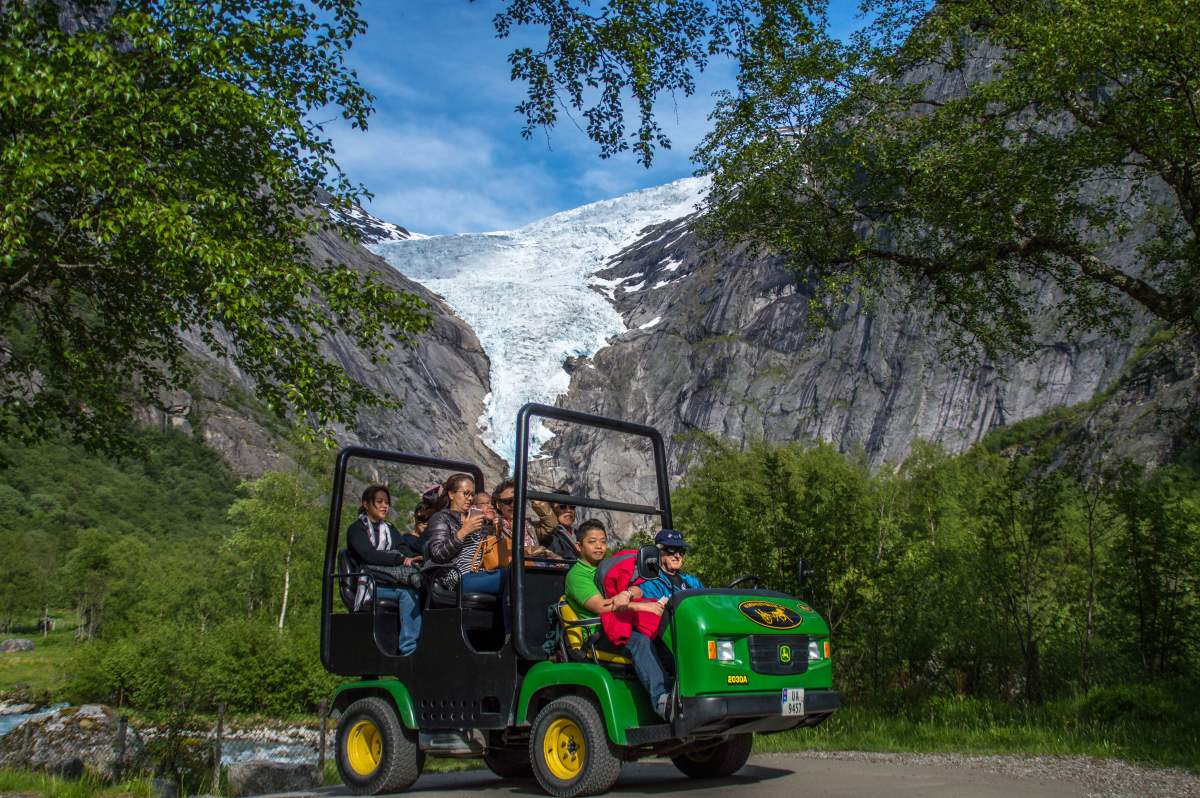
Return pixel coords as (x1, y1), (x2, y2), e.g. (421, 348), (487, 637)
(1024, 630), (1043, 703)
(277, 529), (295, 632)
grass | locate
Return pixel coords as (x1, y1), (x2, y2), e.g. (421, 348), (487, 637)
(0, 620), (80, 699)
(753, 696), (1200, 773)
(0, 769), (153, 798)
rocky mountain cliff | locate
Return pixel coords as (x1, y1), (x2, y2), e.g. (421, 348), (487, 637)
(143, 219), (507, 485)
(531, 44), (1197, 523)
(534, 216), (1160, 516)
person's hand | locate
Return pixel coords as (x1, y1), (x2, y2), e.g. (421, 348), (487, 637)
(403, 556), (422, 566)
(459, 514), (484, 537)
(612, 589), (631, 610)
(638, 600), (665, 617)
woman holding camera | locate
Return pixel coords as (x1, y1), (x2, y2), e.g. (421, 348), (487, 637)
(426, 474), (507, 609)
(346, 484), (423, 656)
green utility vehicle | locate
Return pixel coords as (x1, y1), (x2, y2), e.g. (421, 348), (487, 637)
(321, 403), (839, 797)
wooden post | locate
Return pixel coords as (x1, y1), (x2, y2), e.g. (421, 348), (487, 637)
(212, 701), (225, 795)
(112, 714), (127, 782)
(317, 699), (329, 777)
(42, 604), (49, 639)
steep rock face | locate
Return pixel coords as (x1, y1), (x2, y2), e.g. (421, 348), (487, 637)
(539, 220), (1141, 518)
(143, 224), (507, 484)
(539, 42), (1194, 529)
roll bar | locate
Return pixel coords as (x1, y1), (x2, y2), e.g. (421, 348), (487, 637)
(320, 446), (485, 669)
(511, 403), (673, 660)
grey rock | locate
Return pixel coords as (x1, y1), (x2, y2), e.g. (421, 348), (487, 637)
(0, 704), (145, 780)
(151, 777), (179, 798)
(540, 44), (1193, 534)
(0, 639), (34, 653)
(141, 223), (507, 487)
(225, 760), (320, 797)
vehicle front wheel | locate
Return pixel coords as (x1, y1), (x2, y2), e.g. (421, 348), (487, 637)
(670, 733), (753, 779)
(335, 696), (424, 794)
(529, 696), (621, 797)
(484, 746), (533, 779)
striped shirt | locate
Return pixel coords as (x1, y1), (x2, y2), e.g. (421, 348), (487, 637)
(452, 532), (482, 576)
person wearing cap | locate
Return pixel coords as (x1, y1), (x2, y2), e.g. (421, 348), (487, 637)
(638, 529), (704, 602)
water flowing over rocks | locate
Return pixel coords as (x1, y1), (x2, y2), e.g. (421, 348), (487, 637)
(0, 704), (145, 780)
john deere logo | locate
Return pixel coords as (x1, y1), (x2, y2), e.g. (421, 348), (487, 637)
(779, 645), (792, 663)
(738, 600), (803, 630)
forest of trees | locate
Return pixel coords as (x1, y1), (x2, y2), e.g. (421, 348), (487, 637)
(675, 431), (1200, 706)
(0, 404), (1195, 719)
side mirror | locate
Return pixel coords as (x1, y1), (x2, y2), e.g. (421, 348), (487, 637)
(796, 558), (815, 586)
(637, 544), (661, 581)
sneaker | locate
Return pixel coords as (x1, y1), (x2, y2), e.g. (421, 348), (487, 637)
(654, 694), (670, 721)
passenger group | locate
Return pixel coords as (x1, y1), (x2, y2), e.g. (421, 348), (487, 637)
(345, 474), (704, 719)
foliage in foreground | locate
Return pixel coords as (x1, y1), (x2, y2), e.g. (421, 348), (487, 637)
(0, 0), (430, 453)
(498, 1), (1200, 360)
(676, 434), (1200, 705)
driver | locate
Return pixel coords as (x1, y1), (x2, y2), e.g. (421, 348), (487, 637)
(637, 529), (703, 601)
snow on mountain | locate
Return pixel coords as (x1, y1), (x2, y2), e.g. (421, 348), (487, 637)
(325, 202), (427, 244)
(370, 176), (709, 464)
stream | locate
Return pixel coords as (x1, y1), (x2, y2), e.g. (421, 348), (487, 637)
(0, 703), (320, 765)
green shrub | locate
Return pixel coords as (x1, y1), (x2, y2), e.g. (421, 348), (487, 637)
(1077, 685), (1177, 725)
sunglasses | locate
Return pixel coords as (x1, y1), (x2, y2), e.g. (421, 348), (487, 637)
(661, 547), (686, 556)
(495, 496), (515, 507)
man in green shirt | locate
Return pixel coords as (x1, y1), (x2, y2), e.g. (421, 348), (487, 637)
(563, 520), (670, 718)
(563, 520), (615, 618)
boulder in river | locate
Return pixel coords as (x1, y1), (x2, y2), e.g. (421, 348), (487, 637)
(0, 704), (145, 779)
(226, 760), (320, 797)
(0, 639), (34, 653)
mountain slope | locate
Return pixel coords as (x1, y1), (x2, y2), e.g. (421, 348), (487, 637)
(143, 221), (508, 484)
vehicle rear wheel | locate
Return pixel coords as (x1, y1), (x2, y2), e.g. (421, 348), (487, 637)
(335, 696), (424, 794)
(670, 733), (753, 779)
(529, 696), (621, 797)
(483, 746), (533, 779)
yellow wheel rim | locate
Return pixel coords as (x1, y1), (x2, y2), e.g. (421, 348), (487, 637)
(346, 719), (382, 777)
(543, 717), (586, 781)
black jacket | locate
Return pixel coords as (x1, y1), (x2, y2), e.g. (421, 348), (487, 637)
(346, 518), (410, 566)
(545, 525), (578, 562)
(425, 509), (465, 565)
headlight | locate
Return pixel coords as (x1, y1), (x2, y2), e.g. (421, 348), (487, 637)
(808, 640), (822, 660)
(707, 639), (736, 661)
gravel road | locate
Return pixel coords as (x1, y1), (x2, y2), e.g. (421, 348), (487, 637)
(301, 751), (1199, 798)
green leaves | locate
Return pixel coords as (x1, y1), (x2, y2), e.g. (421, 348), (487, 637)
(0, 0), (429, 453)
(674, 435), (1200, 703)
(501, 1), (1199, 357)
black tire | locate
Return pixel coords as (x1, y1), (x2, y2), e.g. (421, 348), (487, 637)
(670, 733), (753, 779)
(529, 695), (622, 797)
(483, 746), (534, 779)
(335, 696), (424, 794)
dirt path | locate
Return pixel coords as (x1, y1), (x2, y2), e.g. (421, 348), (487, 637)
(297, 751), (1199, 798)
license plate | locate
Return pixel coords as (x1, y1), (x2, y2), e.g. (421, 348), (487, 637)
(781, 687), (805, 716)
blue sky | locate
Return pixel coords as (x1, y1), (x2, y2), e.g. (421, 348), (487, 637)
(328, 2), (862, 235)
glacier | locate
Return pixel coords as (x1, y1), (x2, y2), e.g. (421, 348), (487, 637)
(370, 176), (708, 465)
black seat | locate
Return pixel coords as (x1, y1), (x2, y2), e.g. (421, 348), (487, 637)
(428, 573), (498, 609)
(337, 548), (399, 612)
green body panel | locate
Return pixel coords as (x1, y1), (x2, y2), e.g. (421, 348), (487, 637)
(666, 594), (833, 697)
(515, 661), (659, 745)
(333, 678), (418, 729)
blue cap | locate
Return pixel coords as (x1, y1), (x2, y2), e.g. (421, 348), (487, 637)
(654, 528), (688, 550)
